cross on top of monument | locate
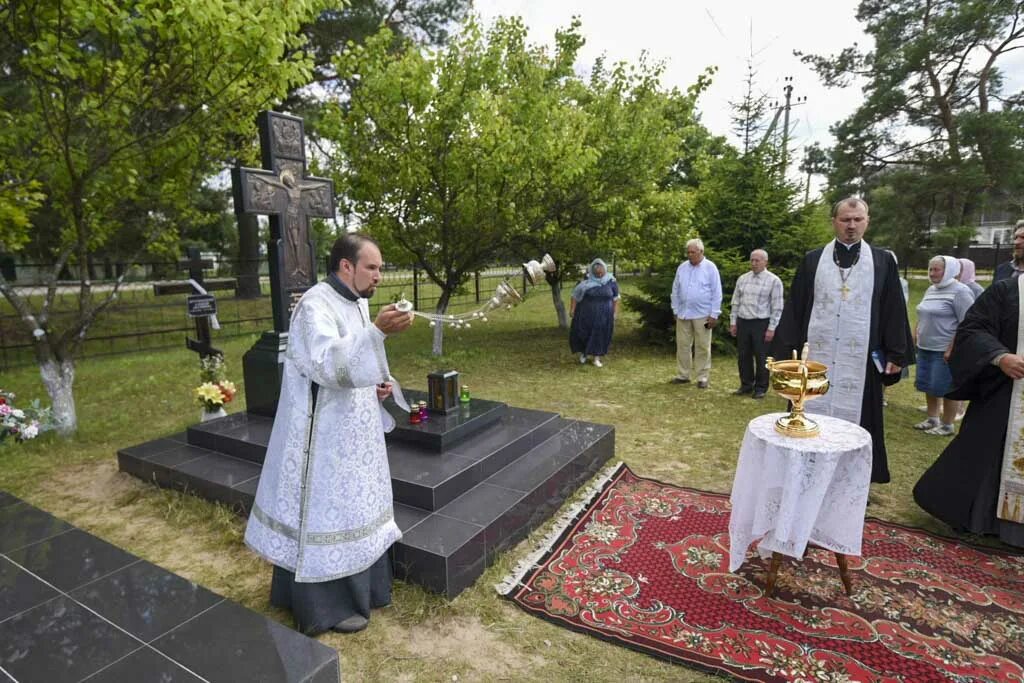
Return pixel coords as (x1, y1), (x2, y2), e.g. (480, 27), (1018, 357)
(231, 111), (336, 332)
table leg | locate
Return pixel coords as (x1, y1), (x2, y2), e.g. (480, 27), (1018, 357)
(835, 553), (853, 595)
(764, 552), (783, 597)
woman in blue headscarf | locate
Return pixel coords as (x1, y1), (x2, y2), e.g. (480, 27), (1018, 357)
(569, 259), (620, 367)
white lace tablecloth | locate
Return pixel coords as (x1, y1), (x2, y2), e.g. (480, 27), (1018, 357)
(728, 413), (872, 572)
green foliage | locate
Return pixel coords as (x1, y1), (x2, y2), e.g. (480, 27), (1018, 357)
(0, 0), (327, 432)
(325, 16), (716, 342)
(624, 71), (827, 348)
(801, 0), (1024, 246)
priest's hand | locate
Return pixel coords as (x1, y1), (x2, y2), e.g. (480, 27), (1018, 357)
(729, 324), (737, 337)
(998, 353), (1024, 380)
(376, 382), (393, 401)
(884, 362), (901, 375)
(374, 304), (414, 335)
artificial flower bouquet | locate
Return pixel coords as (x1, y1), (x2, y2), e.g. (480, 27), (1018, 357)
(0, 389), (53, 443)
(194, 355), (237, 412)
(194, 380), (237, 411)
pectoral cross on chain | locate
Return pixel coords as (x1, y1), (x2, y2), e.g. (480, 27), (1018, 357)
(839, 282), (851, 301)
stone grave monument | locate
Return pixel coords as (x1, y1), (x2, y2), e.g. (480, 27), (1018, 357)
(118, 110), (615, 599)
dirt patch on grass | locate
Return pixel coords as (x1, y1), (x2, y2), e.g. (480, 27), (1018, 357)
(401, 615), (549, 678)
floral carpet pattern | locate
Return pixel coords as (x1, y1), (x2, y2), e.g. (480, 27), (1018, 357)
(500, 464), (1024, 682)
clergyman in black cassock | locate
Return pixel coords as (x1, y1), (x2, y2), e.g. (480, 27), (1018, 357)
(913, 278), (1024, 547)
(772, 198), (914, 483)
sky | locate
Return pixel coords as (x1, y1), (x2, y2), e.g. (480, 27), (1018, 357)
(473, 0), (869, 164)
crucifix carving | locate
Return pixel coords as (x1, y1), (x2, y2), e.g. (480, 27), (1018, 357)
(231, 111), (336, 332)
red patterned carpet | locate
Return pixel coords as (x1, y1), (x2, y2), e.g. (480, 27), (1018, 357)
(499, 464), (1024, 682)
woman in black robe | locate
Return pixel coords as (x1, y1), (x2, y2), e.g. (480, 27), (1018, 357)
(913, 278), (1024, 547)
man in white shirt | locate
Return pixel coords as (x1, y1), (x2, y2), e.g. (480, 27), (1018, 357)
(670, 238), (723, 388)
(729, 249), (784, 398)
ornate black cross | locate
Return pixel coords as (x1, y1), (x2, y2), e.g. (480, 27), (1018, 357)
(231, 111), (336, 332)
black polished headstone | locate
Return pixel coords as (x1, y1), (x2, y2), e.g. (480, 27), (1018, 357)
(0, 496), (340, 683)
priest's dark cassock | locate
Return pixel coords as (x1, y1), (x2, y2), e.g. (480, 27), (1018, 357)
(913, 279), (1024, 547)
(773, 241), (914, 483)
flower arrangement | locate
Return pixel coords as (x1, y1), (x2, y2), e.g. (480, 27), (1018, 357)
(194, 355), (237, 412)
(0, 390), (53, 443)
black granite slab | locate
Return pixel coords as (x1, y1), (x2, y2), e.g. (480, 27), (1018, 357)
(383, 389), (507, 451)
(153, 600), (340, 683)
(84, 646), (204, 682)
(70, 561), (223, 643)
(0, 596), (140, 683)
(118, 399), (616, 600)
(0, 557), (58, 623)
(0, 503), (72, 554)
(5, 529), (139, 592)
(0, 495), (340, 683)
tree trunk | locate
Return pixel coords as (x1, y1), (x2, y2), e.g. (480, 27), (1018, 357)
(550, 279), (568, 329)
(546, 271), (569, 329)
(39, 358), (77, 436)
(431, 289), (453, 356)
(236, 212), (262, 299)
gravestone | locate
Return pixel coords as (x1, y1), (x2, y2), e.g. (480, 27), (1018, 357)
(231, 111), (336, 416)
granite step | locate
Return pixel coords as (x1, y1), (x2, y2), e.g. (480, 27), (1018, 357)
(0, 494), (339, 683)
(388, 408), (567, 511)
(391, 420), (615, 597)
(118, 415), (615, 599)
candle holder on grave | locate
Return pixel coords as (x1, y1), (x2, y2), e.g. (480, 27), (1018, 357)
(427, 370), (461, 414)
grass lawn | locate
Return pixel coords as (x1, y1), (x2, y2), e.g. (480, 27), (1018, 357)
(0, 277), (974, 682)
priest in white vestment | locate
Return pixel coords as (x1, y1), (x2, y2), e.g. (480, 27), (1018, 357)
(245, 233), (414, 635)
(773, 197), (914, 483)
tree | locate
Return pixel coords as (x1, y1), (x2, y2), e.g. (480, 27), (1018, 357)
(0, 0), (326, 435)
(626, 72), (827, 347)
(800, 0), (1024, 250)
(509, 55), (712, 328)
(325, 18), (599, 354)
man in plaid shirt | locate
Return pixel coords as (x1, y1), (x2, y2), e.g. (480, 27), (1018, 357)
(729, 249), (783, 398)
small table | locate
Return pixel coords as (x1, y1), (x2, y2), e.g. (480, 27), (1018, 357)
(728, 412), (872, 596)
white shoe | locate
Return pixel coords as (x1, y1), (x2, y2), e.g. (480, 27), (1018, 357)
(579, 353), (587, 364)
(925, 424), (955, 436)
(593, 357), (603, 368)
(913, 418), (939, 430)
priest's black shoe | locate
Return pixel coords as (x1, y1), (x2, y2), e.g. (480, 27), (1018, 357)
(331, 615), (369, 633)
(732, 387), (752, 396)
(751, 391), (766, 399)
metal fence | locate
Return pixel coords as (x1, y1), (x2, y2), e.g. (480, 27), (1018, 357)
(0, 259), (548, 371)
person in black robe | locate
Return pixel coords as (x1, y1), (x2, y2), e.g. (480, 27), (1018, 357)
(913, 278), (1024, 547)
(772, 197), (914, 483)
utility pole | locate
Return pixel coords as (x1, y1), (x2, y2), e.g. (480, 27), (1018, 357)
(759, 77), (805, 177)
(779, 76), (806, 176)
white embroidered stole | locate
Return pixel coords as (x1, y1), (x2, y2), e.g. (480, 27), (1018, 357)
(805, 241), (874, 425)
(997, 275), (1024, 523)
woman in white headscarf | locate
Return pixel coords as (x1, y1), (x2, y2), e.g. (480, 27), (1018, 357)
(913, 256), (975, 435)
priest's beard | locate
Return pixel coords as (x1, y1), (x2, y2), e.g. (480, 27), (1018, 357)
(353, 279), (378, 298)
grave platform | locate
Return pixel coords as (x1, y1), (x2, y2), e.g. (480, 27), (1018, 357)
(0, 493), (339, 683)
(118, 392), (614, 598)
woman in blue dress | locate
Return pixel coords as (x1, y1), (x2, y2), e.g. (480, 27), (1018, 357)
(569, 259), (620, 367)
